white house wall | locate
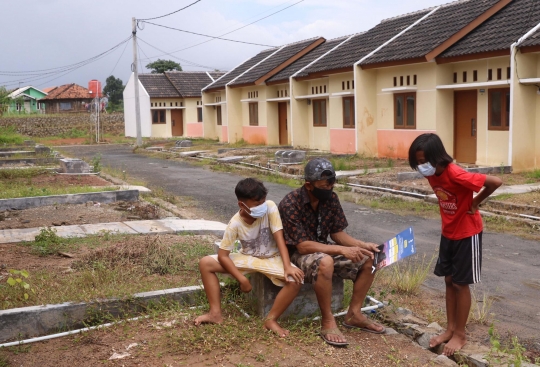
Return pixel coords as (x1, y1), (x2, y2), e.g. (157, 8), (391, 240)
(123, 72), (151, 138)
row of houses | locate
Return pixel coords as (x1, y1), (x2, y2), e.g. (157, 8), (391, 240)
(5, 82), (100, 114)
(124, 0), (540, 172)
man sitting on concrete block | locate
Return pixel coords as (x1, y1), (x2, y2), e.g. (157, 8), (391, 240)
(279, 158), (385, 347)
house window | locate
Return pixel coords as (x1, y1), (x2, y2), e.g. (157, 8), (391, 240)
(413, 75), (417, 85)
(407, 76), (410, 86)
(400, 76), (404, 86)
(342, 81), (345, 90)
(16, 103), (21, 111)
(473, 70), (478, 82)
(59, 102), (72, 110)
(151, 103), (153, 107)
(394, 93), (416, 129)
(463, 71), (467, 83)
(488, 88), (510, 131)
(342, 97), (355, 129)
(152, 110), (166, 124)
(497, 68), (502, 80)
(393, 77), (397, 87)
(488, 69), (493, 81)
(197, 107), (203, 122)
(453, 73), (457, 83)
(507, 67), (511, 79)
(313, 99), (327, 127)
(249, 102), (258, 126)
(216, 106), (222, 126)
(36, 102), (40, 110)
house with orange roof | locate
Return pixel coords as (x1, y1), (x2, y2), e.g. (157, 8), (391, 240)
(39, 83), (94, 113)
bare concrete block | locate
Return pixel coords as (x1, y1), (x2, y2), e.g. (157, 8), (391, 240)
(59, 158), (91, 174)
(248, 272), (343, 318)
(175, 140), (192, 147)
(145, 146), (163, 151)
(179, 150), (209, 157)
(35, 145), (51, 155)
(275, 150), (306, 164)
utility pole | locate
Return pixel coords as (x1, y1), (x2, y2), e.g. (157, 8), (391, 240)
(132, 17), (142, 146)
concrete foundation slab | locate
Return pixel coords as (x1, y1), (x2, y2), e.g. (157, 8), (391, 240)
(122, 220), (175, 234)
(0, 285), (204, 343)
(158, 218), (227, 237)
(217, 156), (244, 163)
(51, 226), (87, 238)
(175, 140), (192, 147)
(0, 190), (139, 211)
(79, 222), (138, 235)
(0, 228), (41, 243)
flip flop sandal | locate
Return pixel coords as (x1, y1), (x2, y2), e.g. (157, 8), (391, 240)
(319, 327), (349, 347)
(342, 319), (386, 334)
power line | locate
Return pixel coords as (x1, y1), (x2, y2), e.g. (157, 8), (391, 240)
(137, 37), (219, 70)
(0, 35), (133, 76)
(0, 36), (133, 87)
(143, 21), (274, 47)
(139, 0), (303, 59)
(138, 0), (201, 21)
(109, 36), (131, 77)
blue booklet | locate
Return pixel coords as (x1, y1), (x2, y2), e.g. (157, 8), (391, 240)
(372, 227), (416, 273)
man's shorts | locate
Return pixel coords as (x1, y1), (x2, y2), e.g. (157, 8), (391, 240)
(291, 251), (368, 284)
(434, 232), (482, 285)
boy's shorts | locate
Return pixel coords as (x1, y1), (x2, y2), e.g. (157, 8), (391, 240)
(291, 252), (368, 284)
(209, 253), (302, 287)
(434, 232), (482, 285)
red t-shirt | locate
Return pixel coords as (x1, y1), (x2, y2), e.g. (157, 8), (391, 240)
(427, 163), (486, 240)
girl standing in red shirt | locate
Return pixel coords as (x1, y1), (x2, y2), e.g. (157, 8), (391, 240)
(408, 133), (502, 356)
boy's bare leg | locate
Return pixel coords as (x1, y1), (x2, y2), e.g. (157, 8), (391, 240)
(443, 283), (470, 356)
(264, 281), (302, 337)
(343, 258), (384, 332)
(194, 256), (226, 325)
(430, 276), (457, 348)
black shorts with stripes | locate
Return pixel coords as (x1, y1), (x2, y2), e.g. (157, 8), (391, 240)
(434, 232), (482, 285)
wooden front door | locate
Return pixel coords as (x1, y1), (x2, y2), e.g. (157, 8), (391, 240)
(171, 109), (183, 136)
(454, 90), (477, 164)
(278, 102), (287, 145)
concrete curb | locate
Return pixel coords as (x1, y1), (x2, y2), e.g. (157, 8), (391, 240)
(0, 158), (58, 166)
(0, 190), (139, 211)
(0, 285), (203, 343)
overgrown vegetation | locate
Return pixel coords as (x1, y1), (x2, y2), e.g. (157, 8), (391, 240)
(376, 254), (435, 295)
(0, 126), (25, 145)
(0, 178), (116, 199)
(469, 287), (495, 325)
(486, 325), (539, 366)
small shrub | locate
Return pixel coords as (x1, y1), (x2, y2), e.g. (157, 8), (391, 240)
(32, 227), (64, 256)
(6, 269), (34, 301)
(380, 254), (434, 295)
(91, 153), (102, 173)
(469, 287), (494, 325)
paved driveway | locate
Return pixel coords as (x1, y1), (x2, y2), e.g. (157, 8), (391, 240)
(59, 144), (540, 341)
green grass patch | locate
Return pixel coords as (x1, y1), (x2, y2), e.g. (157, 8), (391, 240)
(0, 126), (25, 145)
(1, 234), (215, 309)
(526, 169), (540, 180)
(340, 193), (440, 218)
(0, 167), (50, 179)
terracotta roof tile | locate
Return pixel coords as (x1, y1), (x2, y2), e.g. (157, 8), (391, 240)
(440, 0), (540, 57)
(40, 84), (93, 100)
(361, 0), (502, 65)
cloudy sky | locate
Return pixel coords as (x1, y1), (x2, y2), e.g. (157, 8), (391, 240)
(1, 0), (452, 90)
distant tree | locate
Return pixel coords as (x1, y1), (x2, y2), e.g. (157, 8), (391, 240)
(0, 86), (22, 116)
(146, 59), (182, 74)
(103, 76), (124, 104)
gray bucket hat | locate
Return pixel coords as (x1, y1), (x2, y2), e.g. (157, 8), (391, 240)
(304, 158), (336, 182)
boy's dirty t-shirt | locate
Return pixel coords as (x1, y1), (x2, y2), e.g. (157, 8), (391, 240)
(219, 200), (283, 258)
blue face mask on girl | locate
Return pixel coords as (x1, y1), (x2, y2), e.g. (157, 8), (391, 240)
(418, 162), (436, 177)
(242, 201), (268, 218)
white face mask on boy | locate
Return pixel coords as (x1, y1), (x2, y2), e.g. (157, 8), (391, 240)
(243, 201), (268, 218)
(418, 162), (436, 177)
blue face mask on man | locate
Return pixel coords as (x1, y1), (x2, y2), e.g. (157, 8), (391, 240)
(242, 201), (268, 218)
(418, 162), (436, 177)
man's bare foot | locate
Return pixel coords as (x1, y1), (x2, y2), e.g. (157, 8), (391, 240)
(264, 319), (289, 338)
(429, 329), (453, 348)
(443, 332), (466, 356)
(320, 317), (347, 344)
(194, 313), (223, 326)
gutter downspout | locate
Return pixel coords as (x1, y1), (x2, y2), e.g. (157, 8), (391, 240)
(352, 6), (440, 155)
(509, 20), (540, 166)
(289, 76), (295, 146)
(509, 42), (516, 167)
